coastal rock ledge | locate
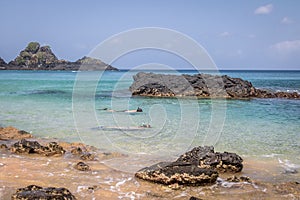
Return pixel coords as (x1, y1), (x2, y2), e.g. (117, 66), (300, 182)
(135, 146), (243, 186)
(130, 72), (300, 99)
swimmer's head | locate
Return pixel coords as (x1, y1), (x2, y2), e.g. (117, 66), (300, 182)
(137, 107), (143, 112)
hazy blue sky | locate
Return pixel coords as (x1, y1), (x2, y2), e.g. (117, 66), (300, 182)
(0, 0), (300, 70)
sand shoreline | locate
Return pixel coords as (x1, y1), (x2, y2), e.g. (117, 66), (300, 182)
(1, 126), (299, 199)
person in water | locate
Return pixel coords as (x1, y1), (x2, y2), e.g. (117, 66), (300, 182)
(100, 107), (143, 113)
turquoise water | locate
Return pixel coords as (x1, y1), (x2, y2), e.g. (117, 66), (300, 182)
(0, 70), (299, 174)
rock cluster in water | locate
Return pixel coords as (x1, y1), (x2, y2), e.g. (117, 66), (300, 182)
(135, 146), (243, 186)
(71, 146), (96, 161)
(0, 42), (118, 71)
(11, 185), (76, 200)
(11, 139), (65, 156)
(130, 72), (300, 99)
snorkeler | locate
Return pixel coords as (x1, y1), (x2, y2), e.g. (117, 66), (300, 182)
(125, 107), (143, 113)
(98, 107), (143, 113)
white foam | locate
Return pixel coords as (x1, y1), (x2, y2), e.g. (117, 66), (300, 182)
(261, 153), (280, 158)
(278, 158), (299, 174)
(76, 185), (89, 193)
(115, 179), (126, 188)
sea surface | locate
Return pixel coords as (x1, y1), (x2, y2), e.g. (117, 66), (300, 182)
(0, 70), (299, 181)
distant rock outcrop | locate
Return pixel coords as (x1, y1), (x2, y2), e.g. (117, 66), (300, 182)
(0, 57), (8, 69)
(9, 42), (59, 69)
(3, 42), (118, 71)
(130, 72), (300, 99)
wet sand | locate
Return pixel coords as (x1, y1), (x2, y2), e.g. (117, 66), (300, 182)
(0, 130), (299, 199)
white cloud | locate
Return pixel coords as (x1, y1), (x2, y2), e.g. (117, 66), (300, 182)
(281, 17), (293, 24)
(254, 4), (273, 15)
(270, 40), (300, 54)
(219, 32), (230, 37)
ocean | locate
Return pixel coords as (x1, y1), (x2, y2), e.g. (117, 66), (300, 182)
(0, 70), (299, 182)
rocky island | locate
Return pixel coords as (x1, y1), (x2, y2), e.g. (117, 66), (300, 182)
(0, 42), (118, 71)
(130, 72), (300, 99)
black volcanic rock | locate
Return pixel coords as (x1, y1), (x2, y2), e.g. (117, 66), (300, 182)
(176, 146), (243, 173)
(135, 161), (218, 186)
(130, 72), (300, 99)
(135, 146), (243, 186)
(3, 42), (118, 71)
(11, 185), (76, 200)
(10, 139), (65, 156)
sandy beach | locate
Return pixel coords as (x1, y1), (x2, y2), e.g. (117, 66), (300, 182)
(1, 127), (299, 200)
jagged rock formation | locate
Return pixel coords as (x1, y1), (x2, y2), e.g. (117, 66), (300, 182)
(135, 146), (243, 186)
(10, 139), (65, 156)
(2, 42), (118, 71)
(11, 185), (76, 200)
(176, 146), (243, 173)
(9, 42), (59, 69)
(130, 72), (300, 99)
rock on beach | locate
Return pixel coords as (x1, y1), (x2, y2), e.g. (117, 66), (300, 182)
(135, 146), (243, 186)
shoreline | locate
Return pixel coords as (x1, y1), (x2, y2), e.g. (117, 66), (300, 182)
(1, 126), (299, 199)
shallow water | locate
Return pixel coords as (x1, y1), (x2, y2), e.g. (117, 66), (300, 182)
(0, 149), (299, 199)
(0, 70), (300, 188)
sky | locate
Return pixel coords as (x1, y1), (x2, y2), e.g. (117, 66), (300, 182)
(0, 0), (300, 70)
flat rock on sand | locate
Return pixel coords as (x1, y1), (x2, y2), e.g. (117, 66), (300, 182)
(135, 146), (243, 186)
(10, 139), (66, 156)
(11, 185), (76, 200)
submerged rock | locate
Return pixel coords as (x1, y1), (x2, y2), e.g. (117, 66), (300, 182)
(71, 147), (95, 160)
(135, 146), (243, 186)
(11, 185), (76, 200)
(130, 72), (300, 99)
(10, 139), (65, 156)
